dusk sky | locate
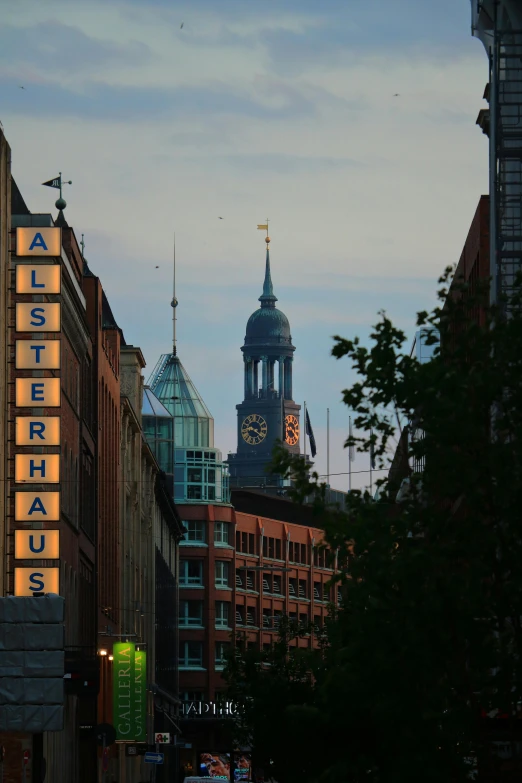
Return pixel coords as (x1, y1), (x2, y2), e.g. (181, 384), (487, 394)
(1, 0), (488, 491)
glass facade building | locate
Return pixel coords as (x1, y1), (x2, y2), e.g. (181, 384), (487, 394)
(142, 354), (230, 504)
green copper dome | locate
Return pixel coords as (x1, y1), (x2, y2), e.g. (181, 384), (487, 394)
(245, 307), (291, 341)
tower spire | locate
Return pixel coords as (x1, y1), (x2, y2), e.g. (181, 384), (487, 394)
(257, 220), (277, 308)
(171, 233), (178, 355)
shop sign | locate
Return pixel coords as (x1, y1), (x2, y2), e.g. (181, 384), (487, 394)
(113, 642), (135, 740)
(133, 649), (147, 742)
(12, 241), (61, 597)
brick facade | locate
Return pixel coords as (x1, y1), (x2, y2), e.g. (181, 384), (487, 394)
(177, 493), (336, 769)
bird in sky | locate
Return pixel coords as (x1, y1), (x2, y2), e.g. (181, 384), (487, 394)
(393, 93), (400, 97)
(19, 86), (25, 90)
(155, 265), (159, 268)
(218, 216), (224, 220)
(180, 22), (184, 29)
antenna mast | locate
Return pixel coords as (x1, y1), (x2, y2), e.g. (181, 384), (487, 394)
(171, 233), (178, 355)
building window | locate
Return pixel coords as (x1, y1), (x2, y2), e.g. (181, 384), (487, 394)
(187, 485), (202, 500)
(298, 579), (307, 599)
(188, 468), (203, 482)
(179, 600), (203, 627)
(215, 642), (230, 669)
(215, 561), (230, 588)
(180, 560), (203, 586)
(181, 691), (205, 703)
(179, 641), (203, 668)
(314, 581), (322, 601)
(182, 521), (206, 544)
(215, 601), (231, 629)
(236, 606), (245, 626)
(246, 607), (256, 626)
(214, 521), (230, 545)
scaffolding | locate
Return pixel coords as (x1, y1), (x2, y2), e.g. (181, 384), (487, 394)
(491, 25), (522, 309)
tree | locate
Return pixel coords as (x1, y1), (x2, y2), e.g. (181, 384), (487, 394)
(225, 270), (522, 782)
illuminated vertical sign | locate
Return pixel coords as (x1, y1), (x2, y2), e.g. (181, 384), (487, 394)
(113, 643), (135, 740)
(133, 649), (147, 742)
(12, 236), (62, 597)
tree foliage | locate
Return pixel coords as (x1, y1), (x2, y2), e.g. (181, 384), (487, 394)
(224, 271), (522, 782)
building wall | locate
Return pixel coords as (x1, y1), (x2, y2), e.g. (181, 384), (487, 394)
(177, 498), (337, 769)
(5, 211), (97, 783)
(452, 195), (490, 326)
(83, 276), (121, 638)
(82, 274), (121, 783)
(117, 346), (157, 783)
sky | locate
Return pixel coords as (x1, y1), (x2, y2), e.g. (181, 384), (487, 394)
(0, 0), (489, 492)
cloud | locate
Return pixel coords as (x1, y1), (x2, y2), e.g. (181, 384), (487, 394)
(0, 77), (321, 123)
(0, 0), (490, 492)
(0, 20), (151, 76)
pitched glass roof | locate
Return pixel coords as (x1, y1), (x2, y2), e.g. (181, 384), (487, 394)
(146, 352), (214, 448)
(142, 386), (172, 418)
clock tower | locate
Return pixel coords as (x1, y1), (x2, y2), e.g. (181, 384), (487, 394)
(227, 234), (300, 487)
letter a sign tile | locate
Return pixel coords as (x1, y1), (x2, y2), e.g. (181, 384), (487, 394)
(16, 227), (61, 257)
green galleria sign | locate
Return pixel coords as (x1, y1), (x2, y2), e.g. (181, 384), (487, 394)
(113, 643), (147, 741)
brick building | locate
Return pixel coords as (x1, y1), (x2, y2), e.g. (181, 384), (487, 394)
(4, 188), (98, 783)
(176, 490), (338, 772)
(83, 267), (121, 643)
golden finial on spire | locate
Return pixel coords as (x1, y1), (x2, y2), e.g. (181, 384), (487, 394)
(257, 219), (270, 245)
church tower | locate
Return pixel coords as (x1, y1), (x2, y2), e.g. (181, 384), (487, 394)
(227, 233), (300, 487)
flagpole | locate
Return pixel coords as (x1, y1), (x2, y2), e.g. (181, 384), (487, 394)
(349, 415), (352, 492)
(370, 427), (373, 496)
(303, 401), (307, 459)
(327, 408), (330, 487)
(281, 386), (284, 442)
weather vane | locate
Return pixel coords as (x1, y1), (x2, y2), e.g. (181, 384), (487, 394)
(42, 172), (72, 211)
(257, 219), (270, 245)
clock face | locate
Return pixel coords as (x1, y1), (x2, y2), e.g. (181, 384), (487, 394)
(241, 414), (268, 445)
(284, 414), (299, 446)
